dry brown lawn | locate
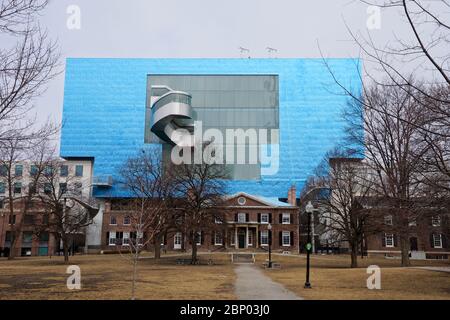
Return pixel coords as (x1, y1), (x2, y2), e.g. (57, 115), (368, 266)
(1, 252), (449, 300)
(256, 254), (450, 300)
(0, 253), (235, 300)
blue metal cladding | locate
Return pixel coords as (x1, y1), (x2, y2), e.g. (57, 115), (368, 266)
(60, 58), (362, 198)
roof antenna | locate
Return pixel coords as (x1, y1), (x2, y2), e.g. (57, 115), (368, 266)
(239, 46), (250, 59)
(266, 47), (278, 58)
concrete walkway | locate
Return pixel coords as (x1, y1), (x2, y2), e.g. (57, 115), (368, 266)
(412, 266), (450, 273)
(234, 264), (302, 300)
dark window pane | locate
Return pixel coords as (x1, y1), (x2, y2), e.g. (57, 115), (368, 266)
(44, 183), (52, 194)
(15, 165), (23, 177)
(13, 182), (21, 194)
(0, 165), (7, 177)
(24, 215), (34, 225)
(0, 182), (5, 194)
(59, 183), (67, 194)
(30, 165), (38, 176)
(75, 165), (83, 177)
(60, 165), (69, 177)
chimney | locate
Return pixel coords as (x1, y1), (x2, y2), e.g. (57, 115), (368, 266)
(288, 185), (297, 206)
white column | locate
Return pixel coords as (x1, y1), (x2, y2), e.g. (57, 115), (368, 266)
(246, 226), (248, 248)
(235, 227), (238, 249)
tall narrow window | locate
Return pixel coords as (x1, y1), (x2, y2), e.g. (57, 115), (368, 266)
(282, 231), (291, 246)
(0, 165), (7, 177)
(247, 231), (253, 246)
(59, 183), (67, 195)
(174, 232), (182, 249)
(15, 165), (23, 177)
(0, 182), (5, 194)
(123, 232), (130, 246)
(30, 165), (38, 176)
(108, 232), (116, 246)
(433, 234), (443, 248)
(75, 165), (84, 177)
(110, 216), (117, 225)
(60, 165), (69, 177)
(261, 230), (269, 246)
(215, 232), (223, 245)
(13, 182), (22, 194)
(385, 234), (394, 247)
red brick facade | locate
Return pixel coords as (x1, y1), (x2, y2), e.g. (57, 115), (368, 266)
(102, 193), (300, 253)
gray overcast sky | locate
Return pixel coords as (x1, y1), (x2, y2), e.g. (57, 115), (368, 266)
(10, 0), (415, 128)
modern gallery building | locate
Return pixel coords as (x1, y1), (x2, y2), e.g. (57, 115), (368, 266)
(59, 58), (361, 252)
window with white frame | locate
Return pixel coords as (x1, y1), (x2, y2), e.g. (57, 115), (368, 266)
(214, 232), (223, 245)
(282, 231), (291, 246)
(123, 216), (131, 225)
(108, 231), (116, 246)
(110, 215), (117, 225)
(384, 215), (393, 226)
(260, 230), (269, 246)
(433, 234), (443, 248)
(137, 231), (143, 245)
(238, 213), (246, 223)
(261, 213), (269, 224)
(247, 231), (253, 246)
(385, 234), (394, 247)
(432, 216), (441, 227)
(195, 231), (202, 245)
(174, 232), (182, 249)
(282, 213), (291, 224)
(123, 232), (130, 246)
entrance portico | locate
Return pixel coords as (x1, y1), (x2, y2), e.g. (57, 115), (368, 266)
(231, 225), (259, 249)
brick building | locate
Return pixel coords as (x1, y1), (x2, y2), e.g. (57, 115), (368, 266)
(0, 160), (93, 257)
(101, 190), (299, 253)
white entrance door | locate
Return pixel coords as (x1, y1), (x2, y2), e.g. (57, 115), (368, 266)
(174, 232), (182, 249)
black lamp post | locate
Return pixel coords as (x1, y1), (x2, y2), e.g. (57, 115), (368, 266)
(267, 223), (272, 268)
(304, 201), (314, 288)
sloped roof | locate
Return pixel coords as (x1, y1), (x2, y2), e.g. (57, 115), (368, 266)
(226, 192), (297, 208)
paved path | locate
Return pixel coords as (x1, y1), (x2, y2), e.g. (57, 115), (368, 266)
(234, 264), (302, 300)
(412, 266), (450, 273)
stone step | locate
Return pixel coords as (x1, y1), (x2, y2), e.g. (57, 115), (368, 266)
(232, 253), (254, 264)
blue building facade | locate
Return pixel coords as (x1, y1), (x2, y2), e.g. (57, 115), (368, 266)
(60, 58), (361, 199)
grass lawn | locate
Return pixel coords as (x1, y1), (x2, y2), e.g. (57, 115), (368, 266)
(257, 254), (450, 300)
(0, 253), (235, 300)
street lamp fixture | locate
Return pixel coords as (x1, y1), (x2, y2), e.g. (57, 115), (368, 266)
(304, 201), (314, 288)
(267, 223), (272, 268)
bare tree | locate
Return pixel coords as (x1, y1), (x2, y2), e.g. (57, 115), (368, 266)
(34, 157), (97, 264)
(119, 150), (175, 300)
(170, 158), (228, 264)
(343, 80), (433, 266)
(303, 150), (381, 267)
(0, 0), (59, 143)
(0, 137), (27, 259)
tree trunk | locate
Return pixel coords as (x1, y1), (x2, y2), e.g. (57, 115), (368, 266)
(400, 235), (410, 267)
(7, 232), (17, 260)
(350, 241), (358, 268)
(63, 239), (70, 264)
(191, 239), (198, 264)
(154, 235), (161, 259)
(131, 252), (138, 300)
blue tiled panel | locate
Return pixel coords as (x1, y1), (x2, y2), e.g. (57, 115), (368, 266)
(61, 58), (362, 198)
